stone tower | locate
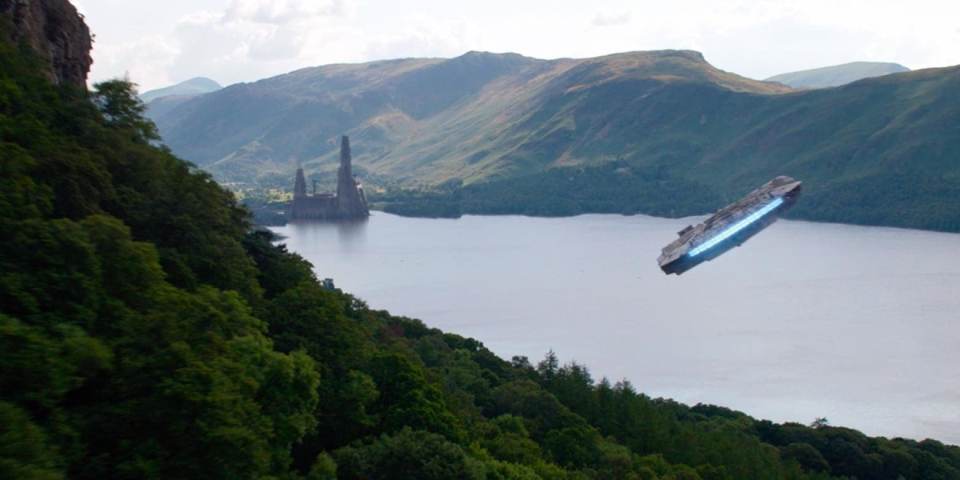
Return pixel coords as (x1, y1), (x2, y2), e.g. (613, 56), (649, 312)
(335, 136), (369, 218)
(293, 165), (307, 198)
(287, 135), (368, 221)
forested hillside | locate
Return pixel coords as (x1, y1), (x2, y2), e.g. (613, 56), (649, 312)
(149, 49), (789, 186)
(4, 5), (960, 480)
(156, 48), (960, 232)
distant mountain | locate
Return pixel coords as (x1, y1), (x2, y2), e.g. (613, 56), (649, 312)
(149, 50), (789, 184)
(144, 93), (200, 121)
(151, 51), (960, 232)
(140, 76), (221, 103)
(766, 62), (910, 89)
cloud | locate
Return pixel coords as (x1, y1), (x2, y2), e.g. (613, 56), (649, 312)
(84, 0), (960, 92)
(364, 16), (477, 61)
(93, 0), (356, 90)
(223, 0), (346, 25)
(88, 34), (179, 92)
(592, 11), (631, 27)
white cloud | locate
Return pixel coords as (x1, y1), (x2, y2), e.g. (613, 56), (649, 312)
(86, 0), (356, 91)
(364, 16), (478, 61)
(592, 11), (630, 27)
(169, 0), (352, 80)
(88, 34), (179, 92)
(80, 0), (960, 91)
(223, 0), (346, 24)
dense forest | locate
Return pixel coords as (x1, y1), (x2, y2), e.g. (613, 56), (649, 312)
(246, 163), (721, 225)
(368, 163), (723, 219)
(3, 17), (960, 480)
(366, 162), (960, 233)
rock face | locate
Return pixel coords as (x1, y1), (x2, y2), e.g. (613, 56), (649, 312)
(0, 0), (92, 88)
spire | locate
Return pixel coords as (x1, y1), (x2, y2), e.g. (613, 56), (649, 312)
(339, 135), (352, 179)
(337, 135), (352, 198)
(294, 167), (307, 198)
(335, 135), (369, 218)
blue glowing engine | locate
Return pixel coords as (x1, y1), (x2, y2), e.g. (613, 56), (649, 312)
(657, 176), (802, 275)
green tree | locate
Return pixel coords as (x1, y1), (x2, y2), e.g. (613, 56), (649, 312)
(333, 428), (480, 480)
(91, 79), (159, 142)
(0, 402), (61, 480)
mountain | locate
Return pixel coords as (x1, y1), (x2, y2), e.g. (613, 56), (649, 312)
(140, 76), (221, 103)
(153, 51), (960, 232)
(142, 77), (223, 126)
(766, 61), (910, 88)
(149, 50), (789, 184)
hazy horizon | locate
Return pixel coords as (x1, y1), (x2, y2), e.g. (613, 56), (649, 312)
(75, 0), (960, 91)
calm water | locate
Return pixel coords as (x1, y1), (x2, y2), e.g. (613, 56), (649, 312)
(272, 213), (960, 444)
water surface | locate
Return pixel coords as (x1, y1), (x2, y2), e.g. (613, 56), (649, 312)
(272, 213), (960, 444)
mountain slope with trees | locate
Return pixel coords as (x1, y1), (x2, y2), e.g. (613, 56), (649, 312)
(150, 49), (790, 186)
(153, 50), (960, 232)
(3, 3), (960, 479)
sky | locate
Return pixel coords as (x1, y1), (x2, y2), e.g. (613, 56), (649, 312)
(74, 0), (960, 92)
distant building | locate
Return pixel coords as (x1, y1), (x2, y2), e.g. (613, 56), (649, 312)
(288, 136), (369, 220)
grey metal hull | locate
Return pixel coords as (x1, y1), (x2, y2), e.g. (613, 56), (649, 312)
(658, 176), (802, 275)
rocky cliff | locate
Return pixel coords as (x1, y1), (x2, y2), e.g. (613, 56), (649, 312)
(0, 0), (91, 87)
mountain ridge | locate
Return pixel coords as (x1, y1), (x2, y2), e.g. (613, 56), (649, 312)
(766, 61), (910, 89)
(150, 49), (790, 183)
(153, 50), (960, 232)
(141, 76), (222, 102)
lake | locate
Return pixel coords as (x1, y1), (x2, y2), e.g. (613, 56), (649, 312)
(271, 212), (960, 445)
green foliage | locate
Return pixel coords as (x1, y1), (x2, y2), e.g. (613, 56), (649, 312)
(92, 80), (159, 142)
(756, 420), (960, 479)
(242, 229), (315, 298)
(0, 37), (316, 479)
(480, 415), (543, 465)
(333, 428), (480, 480)
(366, 353), (464, 441)
(306, 452), (337, 480)
(372, 162), (722, 219)
(781, 443), (830, 473)
(0, 402), (61, 480)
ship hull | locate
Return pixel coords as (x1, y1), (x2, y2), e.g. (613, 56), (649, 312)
(657, 176), (802, 275)
(659, 195), (797, 274)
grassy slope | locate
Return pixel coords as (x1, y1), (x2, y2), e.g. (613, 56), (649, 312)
(151, 50), (788, 184)
(155, 51), (960, 231)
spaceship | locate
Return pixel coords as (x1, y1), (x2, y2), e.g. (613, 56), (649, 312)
(657, 176), (802, 275)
